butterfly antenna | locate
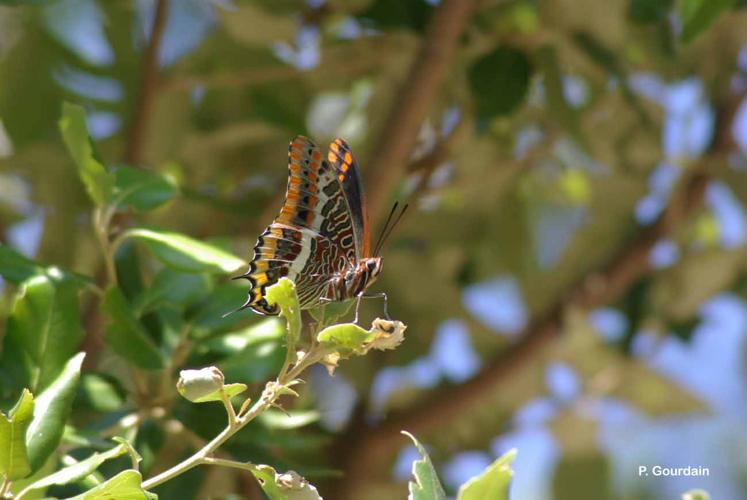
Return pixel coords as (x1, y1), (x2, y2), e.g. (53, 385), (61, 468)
(374, 203), (409, 256)
(373, 202), (399, 256)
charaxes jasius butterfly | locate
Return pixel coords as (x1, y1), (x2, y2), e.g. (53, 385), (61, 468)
(235, 135), (406, 318)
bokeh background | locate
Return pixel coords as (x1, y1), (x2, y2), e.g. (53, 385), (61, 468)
(2, 0), (747, 498)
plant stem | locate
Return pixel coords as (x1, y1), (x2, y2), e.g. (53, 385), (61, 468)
(141, 349), (322, 491)
(0, 477), (11, 498)
(202, 457), (256, 473)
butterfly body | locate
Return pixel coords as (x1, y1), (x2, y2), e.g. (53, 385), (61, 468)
(238, 136), (381, 316)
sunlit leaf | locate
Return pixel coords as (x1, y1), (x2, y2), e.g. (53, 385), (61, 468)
(17, 440), (131, 495)
(457, 448), (516, 500)
(402, 431), (446, 500)
(316, 323), (371, 354)
(265, 278), (301, 346)
(0, 389), (34, 480)
(126, 227), (245, 274)
(71, 469), (156, 500)
(26, 352), (84, 473)
(58, 102), (113, 206)
(258, 409), (319, 430)
(682, 489), (711, 500)
(101, 286), (164, 370)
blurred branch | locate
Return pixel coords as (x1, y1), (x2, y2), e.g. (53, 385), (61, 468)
(329, 85), (744, 497)
(364, 0), (475, 221)
(125, 0), (169, 165)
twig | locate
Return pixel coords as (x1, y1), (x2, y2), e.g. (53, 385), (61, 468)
(329, 84), (743, 499)
(141, 348), (323, 490)
(125, 0), (169, 165)
(364, 0), (475, 221)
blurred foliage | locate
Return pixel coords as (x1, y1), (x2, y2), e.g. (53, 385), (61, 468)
(0, 0), (746, 498)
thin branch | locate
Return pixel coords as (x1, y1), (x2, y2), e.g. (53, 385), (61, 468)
(364, 0), (475, 221)
(125, 0), (169, 165)
(329, 86), (743, 498)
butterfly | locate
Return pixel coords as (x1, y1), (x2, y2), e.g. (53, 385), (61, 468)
(235, 136), (406, 318)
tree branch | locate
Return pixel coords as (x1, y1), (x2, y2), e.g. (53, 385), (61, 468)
(125, 0), (169, 165)
(364, 0), (475, 221)
(329, 85), (743, 498)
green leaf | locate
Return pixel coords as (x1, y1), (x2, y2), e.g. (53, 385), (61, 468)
(134, 269), (212, 315)
(258, 409), (319, 430)
(679, 0), (735, 43)
(402, 431), (446, 500)
(185, 383), (247, 404)
(682, 489), (711, 500)
(70, 469), (156, 500)
(265, 278), (301, 346)
(214, 320), (285, 383)
(248, 465), (284, 500)
(112, 166), (178, 212)
(316, 323), (372, 354)
(126, 227), (245, 274)
(468, 46), (532, 119)
(358, 0), (434, 32)
(0, 389), (34, 480)
(58, 102), (113, 206)
(6, 275), (84, 392)
(79, 374), (124, 413)
(26, 353), (84, 473)
(17, 440), (131, 495)
(628, 0), (674, 24)
(457, 448), (516, 500)
(187, 282), (250, 337)
(101, 286), (164, 370)
(0, 245), (43, 284)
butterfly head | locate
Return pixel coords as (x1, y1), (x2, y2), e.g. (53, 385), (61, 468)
(342, 256), (382, 297)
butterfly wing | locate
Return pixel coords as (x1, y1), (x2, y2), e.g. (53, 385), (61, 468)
(238, 136), (353, 314)
(326, 138), (370, 259)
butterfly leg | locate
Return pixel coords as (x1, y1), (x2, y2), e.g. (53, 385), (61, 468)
(358, 292), (390, 320)
(354, 294), (363, 324)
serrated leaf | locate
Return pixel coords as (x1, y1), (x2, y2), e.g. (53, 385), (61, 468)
(265, 278), (302, 346)
(127, 227), (245, 274)
(457, 449), (516, 500)
(402, 431), (446, 500)
(468, 46), (532, 119)
(679, 0), (735, 43)
(58, 102), (113, 206)
(18, 440), (129, 494)
(6, 275), (84, 392)
(101, 287), (164, 370)
(70, 469), (156, 500)
(26, 353), (84, 473)
(0, 389), (34, 480)
(112, 166), (178, 212)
